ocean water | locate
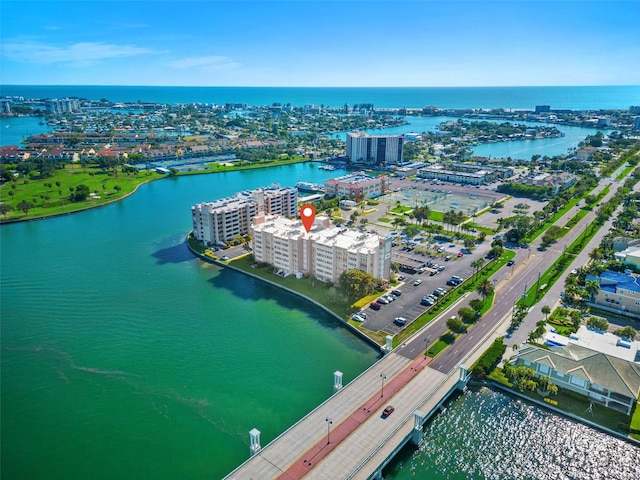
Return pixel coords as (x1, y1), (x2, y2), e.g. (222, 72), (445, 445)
(2, 85), (639, 110)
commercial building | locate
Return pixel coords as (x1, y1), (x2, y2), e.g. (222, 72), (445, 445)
(251, 215), (392, 284)
(191, 185), (297, 245)
(512, 343), (640, 415)
(324, 172), (388, 201)
(416, 162), (514, 185)
(346, 132), (404, 166)
(585, 270), (640, 319)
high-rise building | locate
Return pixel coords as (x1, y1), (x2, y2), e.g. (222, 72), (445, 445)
(45, 98), (81, 115)
(634, 116), (640, 131)
(251, 215), (392, 284)
(346, 132), (404, 165)
(191, 185), (297, 245)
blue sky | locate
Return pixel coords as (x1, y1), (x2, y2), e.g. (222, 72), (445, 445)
(1, 1), (639, 87)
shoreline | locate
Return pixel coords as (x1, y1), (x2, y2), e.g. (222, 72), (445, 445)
(0, 159), (310, 225)
(185, 235), (384, 353)
(0, 174), (162, 224)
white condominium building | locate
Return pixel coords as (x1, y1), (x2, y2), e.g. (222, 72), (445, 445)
(346, 132), (404, 165)
(192, 196), (257, 246)
(192, 185), (297, 245)
(251, 215), (392, 284)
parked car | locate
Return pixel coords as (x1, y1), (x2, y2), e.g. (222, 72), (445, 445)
(377, 297), (390, 305)
(352, 314), (364, 322)
(437, 265), (445, 271)
(421, 296), (435, 306)
(370, 302), (382, 310)
(382, 405), (395, 417)
(393, 317), (407, 326)
(391, 290), (402, 296)
(397, 275), (406, 281)
(413, 279), (423, 286)
(444, 256), (451, 261)
(457, 252), (464, 257)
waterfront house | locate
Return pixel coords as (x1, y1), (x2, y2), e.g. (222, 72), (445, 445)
(585, 270), (640, 319)
(512, 343), (640, 415)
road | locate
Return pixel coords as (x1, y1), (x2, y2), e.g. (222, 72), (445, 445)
(392, 175), (626, 374)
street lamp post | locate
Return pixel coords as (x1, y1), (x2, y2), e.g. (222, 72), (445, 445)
(325, 417), (332, 445)
(380, 374), (387, 398)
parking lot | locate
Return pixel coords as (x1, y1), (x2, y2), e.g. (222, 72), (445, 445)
(355, 239), (492, 335)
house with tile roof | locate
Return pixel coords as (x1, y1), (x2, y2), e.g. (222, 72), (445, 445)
(585, 270), (640, 319)
(512, 343), (640, 415)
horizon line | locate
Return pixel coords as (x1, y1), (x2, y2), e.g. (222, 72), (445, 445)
(2, 84), (640, 89)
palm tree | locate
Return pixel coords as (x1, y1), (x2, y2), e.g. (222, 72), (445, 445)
(476, 280), (494, 304)
(584, 279), (600, 302)
(542, 305), (551, 321)
(471, 258), (485, 277)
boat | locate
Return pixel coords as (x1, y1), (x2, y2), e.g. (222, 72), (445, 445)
(295, 181), (324, 193)
(318, 164), (335, 171)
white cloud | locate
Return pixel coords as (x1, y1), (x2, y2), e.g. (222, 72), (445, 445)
(168, 55), (241, 71)
(1, 41), (158, 65)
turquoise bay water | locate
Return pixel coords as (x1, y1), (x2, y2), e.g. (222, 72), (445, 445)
(1, 164), (379, 479)
(0, 115), (52, 146)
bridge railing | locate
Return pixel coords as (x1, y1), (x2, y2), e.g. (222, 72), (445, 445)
(344, 308), (512, 479)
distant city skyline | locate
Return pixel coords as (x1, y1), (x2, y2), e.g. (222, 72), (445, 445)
(1, 1), (639, 87)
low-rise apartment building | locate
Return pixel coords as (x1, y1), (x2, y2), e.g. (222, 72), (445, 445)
(585, 270), (640, 319)
(416, 162), (514, 185)
(324, 173), (387, 201)
(251, 215), (392, 284)
(192, 185), (297, 245)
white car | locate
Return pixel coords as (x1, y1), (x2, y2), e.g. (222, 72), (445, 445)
(413, 279), (423, 286)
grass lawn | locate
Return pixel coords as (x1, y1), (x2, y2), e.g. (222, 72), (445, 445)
(426, 339), (450, 357)
(1, 164), (162, 222)
(616, 164), (635, 181)
(487, 367), (513, 387)
(519, 388), (633, 434)
(174, 155), (308, 176)
(488, 366), (636, 436)
(390, 205), (412, 214)
(230, 255), (355, 318)
(631, 400), (640, 441)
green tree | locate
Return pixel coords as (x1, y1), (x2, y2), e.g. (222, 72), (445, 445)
(17, 200), (34, 215)
(614, 326), (637, 340)
(458, 306), (477, 324)
(541, 305), (551, 320)
(476, 280), (494, 304)
(72, 184), (90, 202)
(446, 316), (463, 333)
(339, 269), (379, 299)
(469, 298), (484, 313)
(587, 316), (609, 331)
(0, 203), (13, 218)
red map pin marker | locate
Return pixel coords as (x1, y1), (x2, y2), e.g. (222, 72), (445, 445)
(300, 204), (316, 233)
